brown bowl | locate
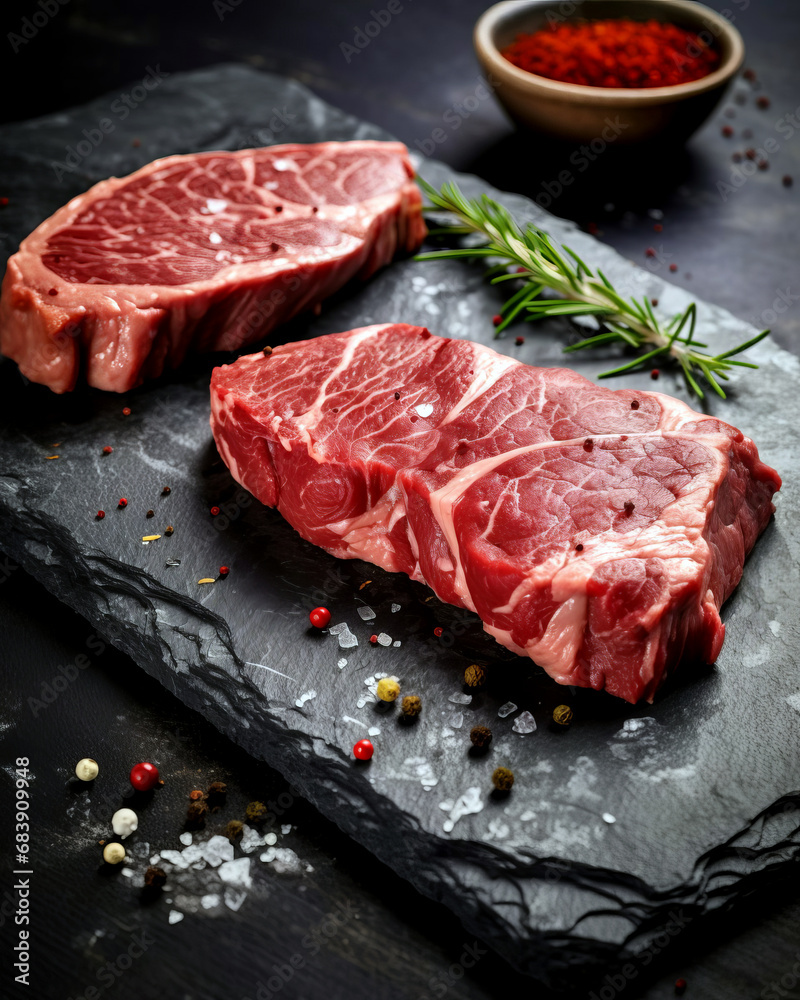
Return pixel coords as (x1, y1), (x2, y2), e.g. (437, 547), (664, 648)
(474, 0), (745, 144)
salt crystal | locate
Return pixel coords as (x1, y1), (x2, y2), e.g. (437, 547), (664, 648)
(218, 857), (252, 889)
(337, 658), (348, 669)
(281, 824), (292, 835)
(393, 641), (401, 647)
(201, 894), (220, 909)
(447, 711), (463, 729)
(512, 710), (537, 735)
(121, 868), (134, 878)
(180, 844), (204, 865)
(165, 559), (181, 567)
(260, 847), (277, 863)
(159, 849), (187, 868)
(368, 726), (381, 736)
(271, 847), (302, 874)
(441, 786), (483, 833)
(240, 825), (266, 854)
(168, 910), (184, 925)
(448, 692), (472, 705)
(648, 208), (664, 220)
(603, 813), (617, 824)
(391, 604), (401, 613)
(209, 231), (222, 245)
(415, 403), (434, 418)
(205, 198), (227, 214)
(224, 888), (248, 911)
(179, 832), (192, 846)
(498, 701), (518, 718)
(357, 606), (376, 621)
(265, 832), (277, 846)
(329, 622), (358, 648)
(201, 835), (234, 867)
(273, 158), (294, 171)
(377, 633), (392, 646)
(295, 689), (317, 708)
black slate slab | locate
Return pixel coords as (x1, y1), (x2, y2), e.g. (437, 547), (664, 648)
(1, 64), (799, 991)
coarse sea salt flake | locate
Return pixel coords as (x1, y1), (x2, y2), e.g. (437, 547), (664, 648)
(357, 606), (376, 621)
(512, 710), (537, 735)
(498, 701), (518, 718)
(377, 633), (392, 646)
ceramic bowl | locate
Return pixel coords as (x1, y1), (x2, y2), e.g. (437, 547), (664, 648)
(474, 0), (745, 144)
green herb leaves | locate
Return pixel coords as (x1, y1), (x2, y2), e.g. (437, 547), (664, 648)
(415, 180), (769, 399)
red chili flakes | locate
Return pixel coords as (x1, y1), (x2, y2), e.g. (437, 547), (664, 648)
(96, 510), (105, 520)
(118, 498), (128, 508)
(669, 263), (679, 272)
(492, 314), (502, 327)
(514, 336), (525, 346)
(210, 506), (220, 516)
(189, 789), (204, 801)
(433, 627), (444, 638)
(102, 445), (113, 455)
(756, 95), (771, 109)
(783, 175), (794, 187)
(721, 125), (734, 137)
(122, 406), (131, 416)
(500, 19), (720, 88)
(219, 566), (229, 577)
(651, 369), (660, 380)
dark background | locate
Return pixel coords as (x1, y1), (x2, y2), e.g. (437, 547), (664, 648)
(1, 1), (799, 998)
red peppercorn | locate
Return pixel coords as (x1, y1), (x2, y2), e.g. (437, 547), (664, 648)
(721, 125), (734, 137)
(96, 510), (105, 520)
(492, 314), (502, 327)
(102, 445), (113, 455)
(587, 221), (598, 234)
(745, 148), (757, 160)
(353, 739), (374, 761)
(651, 369), (660, 380)
(674, 979), (687, 996)
(515, 266), (527, 274)
(370, 634), (378, 643)
(758, 160), (769, 171)
(122, 406), (131, 416)
(644, 247), (656, 258)
(515, 336), (525, 345)
(162, 486), (171, 495)
(433, 626), (443, 637)
(756, 95), (770, 109)
(130, 761), (159, 791)
(309, 606), (331, 628)
(743, 68), (756, 81)
(210, 506), (220, 516)
(651, 298), (659, 307)
(0, 197), (8, 207)
(669, 263), (679, 272)
(118, 498), (128, 508)
(783, 175), (793, 187)
(653, 223), (663, 232)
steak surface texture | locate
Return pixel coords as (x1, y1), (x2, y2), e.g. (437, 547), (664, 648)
(0, 142), (425, 392)
(209, 323), (781, 703)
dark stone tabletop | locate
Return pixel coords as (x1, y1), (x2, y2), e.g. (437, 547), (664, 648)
(1, 3), (799, 1000)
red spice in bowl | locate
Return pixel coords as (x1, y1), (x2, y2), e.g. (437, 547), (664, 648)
(501, 19), (721, 89)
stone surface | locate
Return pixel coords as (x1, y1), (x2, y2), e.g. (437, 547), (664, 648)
(1, 65), (798, 991)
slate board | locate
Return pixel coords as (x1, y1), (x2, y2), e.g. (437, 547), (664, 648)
(1, 64), (799, 991)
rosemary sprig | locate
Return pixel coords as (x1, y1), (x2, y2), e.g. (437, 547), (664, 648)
(414, 179), (769, 399)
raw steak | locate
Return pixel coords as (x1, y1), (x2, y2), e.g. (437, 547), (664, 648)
(0, 142), (425, 393)
(209, 324), (781, 703)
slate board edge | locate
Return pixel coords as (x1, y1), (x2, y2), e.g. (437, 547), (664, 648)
(4, 483), (800, 990)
